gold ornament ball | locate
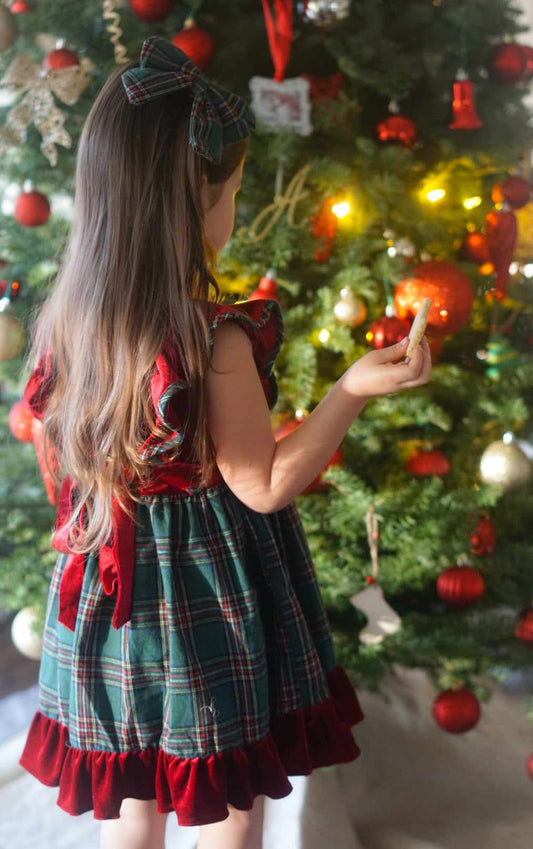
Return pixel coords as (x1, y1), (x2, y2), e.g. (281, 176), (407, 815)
(514, 201), (533, 261)
(0, 310), (25, 360)
(480, 440), (532, 491)
(333, 287), (367, 328)
(0, 6), (17, 51)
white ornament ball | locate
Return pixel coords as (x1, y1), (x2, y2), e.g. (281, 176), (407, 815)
(480, 440), (532, 491)
(11, 606), (43, 660)
(333, 287), (367, 328)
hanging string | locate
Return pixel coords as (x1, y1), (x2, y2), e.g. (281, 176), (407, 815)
(261, 0), (293, 82)
(365, 505), (380, 580)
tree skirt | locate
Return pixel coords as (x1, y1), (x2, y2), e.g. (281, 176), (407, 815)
(1, 664), (533, 849)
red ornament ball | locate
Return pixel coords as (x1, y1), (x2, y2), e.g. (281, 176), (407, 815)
(406, 448), (450, 477)
(515, 608), (533, 643)
(492, 176), (531, 210)
(129, 0), (172, 22)
(274, 417), (343, 494)
(433, 687), (481, 734)
(470, 514), (496, 556)
(9, 399), (34, 442)
(461, 231), (491, 265)
(172, 25), (214, 69)
(14, 191), (51, 227)
(489, 43), (529, 84)
(43, 48), (79, 70)
(367, 314), (410, 349)
(377, 114), (417, 148)
(10, 1), (32, 12)
(436, 565), (485, 607)
(394, 260), (474, 337)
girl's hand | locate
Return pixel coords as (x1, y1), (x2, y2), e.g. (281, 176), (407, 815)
(341, 337), (432, 400)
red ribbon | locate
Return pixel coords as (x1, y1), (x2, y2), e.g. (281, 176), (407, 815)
(53, 463), (222, 632)
(262, 0), (293, 82)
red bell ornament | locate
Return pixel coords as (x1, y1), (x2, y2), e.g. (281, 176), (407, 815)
(394, 260), (473, 337)
(367, 314), (410, 349)
(9, 399), (34, 442)
(248, 268), (279, 301)
(377, 114), (416, 148)
(406, 448), (450, 477)
(515, 608), (533, 643)
(432, 688), (481, 733)
(470, 514), (496, 556)
(448, 73), (482, 130)
(436, 565), (485, 607)
(492, 176), (531, 210)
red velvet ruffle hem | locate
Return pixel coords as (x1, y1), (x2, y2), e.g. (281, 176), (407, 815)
(19, 664), (364, 826)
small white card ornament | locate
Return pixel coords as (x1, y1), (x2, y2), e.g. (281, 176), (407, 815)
(350, 582), (402, 645)
(250, 75), (312, 136)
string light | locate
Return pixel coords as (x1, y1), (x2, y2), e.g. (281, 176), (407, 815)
(463, 196), (482, 210)
(332, 200), (351, 219)
(318, 328), (330, 343)
(426, 188), (446, 202)
(523, 264), (533, 278)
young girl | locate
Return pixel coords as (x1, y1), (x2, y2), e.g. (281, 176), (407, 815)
(18, 36), (431, 849)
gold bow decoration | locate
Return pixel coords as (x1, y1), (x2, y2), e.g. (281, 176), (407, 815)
(0, 53), (95, 167)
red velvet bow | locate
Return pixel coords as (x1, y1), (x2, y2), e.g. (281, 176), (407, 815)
(52, 463), (219, 632)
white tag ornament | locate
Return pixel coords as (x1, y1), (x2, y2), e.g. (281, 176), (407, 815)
(249, 76), (312, 136)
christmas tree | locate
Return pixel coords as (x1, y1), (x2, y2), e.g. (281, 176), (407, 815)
(1, 0), (533, 741)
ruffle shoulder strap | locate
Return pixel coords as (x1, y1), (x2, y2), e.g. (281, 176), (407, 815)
(140, 297), (284, 462)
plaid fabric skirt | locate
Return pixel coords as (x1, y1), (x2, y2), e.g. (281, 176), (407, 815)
(19, 480), (364, 826)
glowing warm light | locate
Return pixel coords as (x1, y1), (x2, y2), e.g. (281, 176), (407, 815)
(426, 188), (446, 202)
(318, 328), (330, 343)
(503, 432), (513, 445)
(366, 330), (374, 342)
(387, 246), (397, 257)
(332, 201), (350, 219)
(295, 408), (307, 420)
(463, 196), (482, 210)
(509, 262), (519, 275)
(523, 263), (533, 278)
(439, 309), (448, 318)
(479, 262), (495, 275)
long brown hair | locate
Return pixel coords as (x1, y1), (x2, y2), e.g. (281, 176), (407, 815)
(24, 60), (248, 554)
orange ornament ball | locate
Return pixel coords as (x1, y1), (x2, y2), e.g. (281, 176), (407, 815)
(9, 399), (34, 442)
(394, 260), (473, 337)
(172, 25), (214, 69)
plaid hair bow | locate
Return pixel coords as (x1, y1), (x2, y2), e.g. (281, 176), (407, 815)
(121, 35), (255, 164)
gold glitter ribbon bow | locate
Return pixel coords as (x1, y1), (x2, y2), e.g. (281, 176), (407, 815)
(0, 53), (94, 166)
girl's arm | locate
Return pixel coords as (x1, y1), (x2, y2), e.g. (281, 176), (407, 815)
(206, 321), (431, 514)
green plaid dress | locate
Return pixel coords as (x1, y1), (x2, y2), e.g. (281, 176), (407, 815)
(19, 298), (365, 826)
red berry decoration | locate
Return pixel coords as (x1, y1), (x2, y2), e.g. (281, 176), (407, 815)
(172, 23), (214, 69)
(248, 268), (279, 301)
(394, 260), (474, 337)
(489, 43), (529, 84)
(43, 48), (79, 70)
(432, 687), (481, 733)
(515, 608), (533, 643)
(460, 231), (491, 265)
(406, 448), (450, 477)
(436, 565), (485, 607)
(367, 314), (410, 349)
(492, 176), (531, 210)
(377, 114), (417, 148)
(129, 0), (172, 22)
(470, 514), (496, 556)
(14, 191), (51, 227)
(274, 417), (342, 493)
(9, 399), (34, 442)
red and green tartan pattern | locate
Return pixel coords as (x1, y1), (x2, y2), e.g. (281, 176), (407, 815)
(37, 480), (338, 759)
